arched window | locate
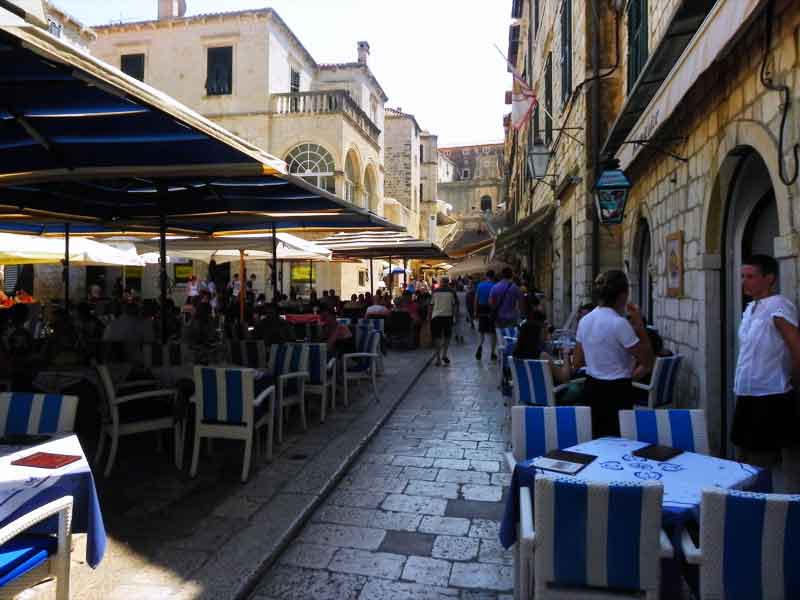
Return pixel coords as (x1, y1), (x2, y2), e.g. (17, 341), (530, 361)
(345, 152), (360, 205)
(285, 144), (336, 193)
(480, 195), (492, 212)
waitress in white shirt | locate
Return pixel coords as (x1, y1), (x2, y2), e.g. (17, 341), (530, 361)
(573, 270), (653, 437)
(732, 255), (800, 491)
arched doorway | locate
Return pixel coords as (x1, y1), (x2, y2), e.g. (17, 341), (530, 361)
(364, 165), (379, 212)
(633, 218), (653, 324)
(344, 150), (362, 206)
(720, 150), (779, 453)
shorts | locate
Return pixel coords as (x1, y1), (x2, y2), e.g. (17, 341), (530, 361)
(731, 393), (800, 451)
(431, 316), (453, 340)
(477, 304), (494, 334)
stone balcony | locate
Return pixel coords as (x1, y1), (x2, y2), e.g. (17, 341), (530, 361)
(270, 90), (381, 148)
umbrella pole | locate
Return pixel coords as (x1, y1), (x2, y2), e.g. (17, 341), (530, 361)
(388, 256), (393, 297)
(239, 249), (245, 325)
(308, 259), (312, 297)
(403, 258), (408, 291)
(271, 223), (278, 305)
(369, 258), (374, 296)
(63, 223), (70, 309)
(159, 213), (167, 343)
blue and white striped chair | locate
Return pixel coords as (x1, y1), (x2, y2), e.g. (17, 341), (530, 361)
(507, 405), (592, 472)
(519, 476), (673, 600)
(342, 330), (381, 407)
(682, 488), (800, 600)
(302, 343), (336, 424)
(618, 409), (709, 455)
(336, 318), (352, 327)
(357, 319), (385, 374)
(508, 358), (567, 407)
(632, 355), (683, 408)
(190, 367), (275, 483)
(94, 363), (181, 478)
(226, 340), (268, 369)
(268, 344), (309, 443)
(0, 496), (73, 600)
(142, 342), (191, 369)
(496, 326), (519, 382)
(0, 393), (78, 437)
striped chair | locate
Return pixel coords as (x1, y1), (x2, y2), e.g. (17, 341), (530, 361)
(632, 355), (683, 408)
(507, 405), (592, 472)
(142, 342), (191, 369)
(226, 340), (268, 369)
(189, 367), (275, 483)
(357, 319), (385, 374)
(94, 363), (180, 477)
(508, 358), (567, 407)
(0, 393), (78, 437)
(681, 488), (800, 600)
(618, 409), (709, 455)
(302, 343), (336, 424)
(342, 330), (381, 407)
(336, 318), (352, 327)
(0, 496), (73, 600)
(519, 476), (673, 600)
(268, 344), (309, 443)
(496, 327), (519, 383)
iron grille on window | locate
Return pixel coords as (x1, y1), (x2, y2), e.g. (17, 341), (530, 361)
(290, 68), (300, 93)
(545, 53), (553, 145)
(120, 53), (145, 82)
(206, 46), (233, 96)
(508, 25), (521, 72)
(560, 0), (572, 103)
(511, 0), (523, 19)
(627, 0), (648, 92)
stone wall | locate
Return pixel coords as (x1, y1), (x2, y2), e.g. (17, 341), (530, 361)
(384, 115), (420, 211)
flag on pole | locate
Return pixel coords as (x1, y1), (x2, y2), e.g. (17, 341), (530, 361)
(495, 44), (538, 131)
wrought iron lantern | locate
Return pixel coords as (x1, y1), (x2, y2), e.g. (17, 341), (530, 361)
(527, 140), (551, 180)
(594, 160), (632, 224)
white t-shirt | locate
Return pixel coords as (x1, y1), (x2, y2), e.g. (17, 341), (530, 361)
(734, 294), (798, 396)
(431, 289), (457, 319)
(576, 307), (639, 380)
(365, 304), (390, 317)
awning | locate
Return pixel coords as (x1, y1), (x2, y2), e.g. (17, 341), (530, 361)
(493, 203), (555, 254)
(0, 22), (400, 234)
(314, 231), (449, 260)
(0, 231), (143, 266)
(603, 0), (762, 169)
(448, 256), (511, 278)
(132, 232), (331, 263)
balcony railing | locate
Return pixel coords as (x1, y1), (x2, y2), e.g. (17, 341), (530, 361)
(271, 90), (381, 146)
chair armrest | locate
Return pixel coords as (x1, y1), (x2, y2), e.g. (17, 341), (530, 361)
(659, 530), (674, 559)
(553, 383), (569, 394)
(680, 527), (702, 565)
(326, 357), (337, 371)
(519, 486), (536, 551)
(632, 382), (650, 391)
(117, 379), (159, 391)
(115, 388), (177, 404)
(277, 371), (309, 386)
(254, 385), (275, 408)
(504, 451), (517, 473)
(342, 352), (379, 367)
(0, 496), (73, 546)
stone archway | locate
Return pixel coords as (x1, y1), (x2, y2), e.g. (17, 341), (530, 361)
(699, 120), (793, 454)
(344, 149), (363, 206)
(364, 164), (379, 212)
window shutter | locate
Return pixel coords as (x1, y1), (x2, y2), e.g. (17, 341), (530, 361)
(206, 46), (233, 96)
(544, 54), (553, 145)
(561, 0), (572, 103)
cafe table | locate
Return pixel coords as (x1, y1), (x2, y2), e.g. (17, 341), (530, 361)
(0, 434), (106, 568)
(499, 436), (770, 596)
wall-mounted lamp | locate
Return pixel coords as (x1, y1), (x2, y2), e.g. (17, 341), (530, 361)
(594, 158), (632, 225)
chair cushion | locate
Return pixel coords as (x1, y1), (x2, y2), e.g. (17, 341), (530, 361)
(0, 534), (57, 587)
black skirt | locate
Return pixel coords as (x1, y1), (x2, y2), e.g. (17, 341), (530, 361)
(731, 392), (800, 451)
(583, 375), (634, 438)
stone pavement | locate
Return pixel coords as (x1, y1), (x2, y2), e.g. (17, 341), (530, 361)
(251, 332), (514, 600)
(21, 345), (433, 600)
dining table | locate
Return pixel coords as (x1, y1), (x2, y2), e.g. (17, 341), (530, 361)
(499, 436), (770, 596)
(0, 434), (106, 568)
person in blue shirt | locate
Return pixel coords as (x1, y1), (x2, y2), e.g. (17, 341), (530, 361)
(474, 270), (498, 361)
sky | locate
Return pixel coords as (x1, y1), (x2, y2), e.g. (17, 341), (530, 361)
(52, 0), (511, 147)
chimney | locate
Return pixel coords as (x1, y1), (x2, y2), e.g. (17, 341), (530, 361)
(357, 41), (370, 66)
(158, 0), (187, 20)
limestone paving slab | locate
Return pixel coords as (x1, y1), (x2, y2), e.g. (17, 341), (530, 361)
(477, 539), (514, 566)
(255, 566), (368, 600)
(418, 516), (471, 536)
(468, 520), (500, 540)
(327, 490), (388, 509)
(369, 510), (423, 532)
(431, 536), (480, 561)
(449, 563), (513, 591)
(298, 523), (386, 550)
(357, 579), (460, 600)
(328, 548), (406, 580)
(461, 485), (503, 502)
(402, 466), (440, 481)
(401, 556), (453, 586)
(436, 469), (491, 485)
(404, 480), (460, 499)
(381, 493), (448, 516)
(279, 543), (338, 570)
(378, 530), (436, 556)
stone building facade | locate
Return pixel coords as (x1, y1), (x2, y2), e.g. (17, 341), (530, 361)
(89, 2), (390, 297)
(500, 0), (800, 452)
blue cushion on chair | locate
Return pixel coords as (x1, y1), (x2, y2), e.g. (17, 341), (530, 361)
(0, 534), (57, 587)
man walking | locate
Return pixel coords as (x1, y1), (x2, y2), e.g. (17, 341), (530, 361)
(474, 270), (497, 361)
(732, 254), (800, 492)
(489, 267), (523, 328)
(429, 277), (458, 366)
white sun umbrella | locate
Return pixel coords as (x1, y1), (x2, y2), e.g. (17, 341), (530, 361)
(0, 232), (144, 266)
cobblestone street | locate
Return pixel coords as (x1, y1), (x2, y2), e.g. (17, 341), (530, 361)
(252, 332), (513, 600)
